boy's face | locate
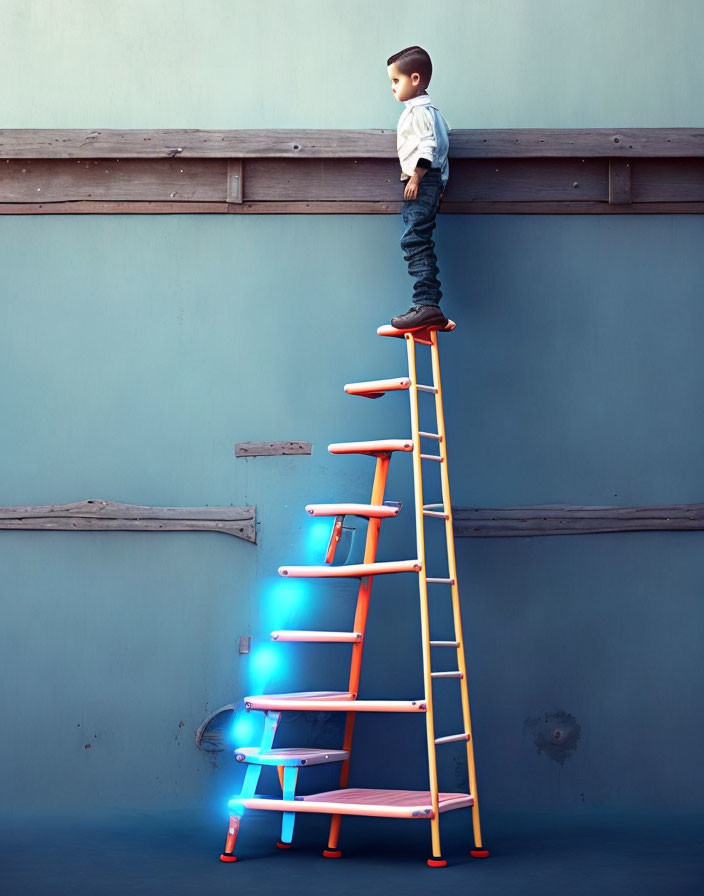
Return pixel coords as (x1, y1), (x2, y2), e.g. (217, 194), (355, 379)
(387, 63), (423, 102)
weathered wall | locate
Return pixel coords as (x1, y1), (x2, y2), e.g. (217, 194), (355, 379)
(1, 1), (703, 815)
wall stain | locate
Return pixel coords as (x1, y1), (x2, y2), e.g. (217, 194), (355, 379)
(524, 710), (581, 765)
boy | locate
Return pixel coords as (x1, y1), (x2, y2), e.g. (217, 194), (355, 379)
(387, 45), (451, 330)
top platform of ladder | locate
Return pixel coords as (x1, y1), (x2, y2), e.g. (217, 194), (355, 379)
(378, 319), (456, 345)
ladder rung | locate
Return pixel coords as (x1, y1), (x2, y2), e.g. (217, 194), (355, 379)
(305, 503), (400, 519)
(430, 641), (460, 647)
(423, 510), (449, 519)
(245, 694), (427, 713)
(426, 577), (455, 585)
(344, 377), (410, 399)
(271, 631), (362, 643)
(416, 384), (438, 394)
(420, 454), (443, 462)
(328, 439), (413, 457)
(435, 733), (471, 745)
(423, 503), (444, 509)
(419, 431), (442, 440)
(431, 671), (463, 679)
(279, 559), (421, 578)
(234, 747), (350, 767)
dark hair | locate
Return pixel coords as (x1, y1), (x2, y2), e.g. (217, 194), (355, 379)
(386, 46), (432, 89)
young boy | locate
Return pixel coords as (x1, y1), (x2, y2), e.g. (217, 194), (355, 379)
(387, 45), (451, 330)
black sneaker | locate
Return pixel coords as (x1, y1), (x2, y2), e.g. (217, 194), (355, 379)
(391, 305), (449, 330)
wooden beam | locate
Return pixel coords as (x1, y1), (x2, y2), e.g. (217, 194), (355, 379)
(2, 131), (704, 214)
(3, 128), (704, 159)
(453, 503), (704, 537)
(0, 500), (256, 542)
(5, 199), (704, 215)
(235, 441), (312, 457)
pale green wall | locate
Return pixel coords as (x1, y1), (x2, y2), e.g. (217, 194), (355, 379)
(1, 0), (703, 129)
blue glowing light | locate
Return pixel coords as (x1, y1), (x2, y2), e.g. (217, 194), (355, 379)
(303, 519), (334, 564)
(250, 645), (279, 676)
(260, 577), (308, 630)
(230, 712), (257, 746)
(248, 644), (282, 694)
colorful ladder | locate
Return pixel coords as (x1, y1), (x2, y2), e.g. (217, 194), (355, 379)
(220, 320), (489, 867)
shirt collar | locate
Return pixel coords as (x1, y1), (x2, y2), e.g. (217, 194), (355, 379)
(403, 94), (432, 109)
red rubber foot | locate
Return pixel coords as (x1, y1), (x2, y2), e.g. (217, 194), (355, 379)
(220, 854), (238, 863)
(323, 849), (342, 858)
(471, 849), (490, 858)
(277, 841), (292, 849)
(427, 858), (447, 867)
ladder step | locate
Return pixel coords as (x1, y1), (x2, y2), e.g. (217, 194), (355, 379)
(430, 641), (460, 647)
(328, 439), (413, 457)
(279, 559), (421, 578)
(230, 788), (472, 818)
(244, 693), (426, 712)
(423, 503), (444, 509)
(427, 577), (455, 585)
(419, 431), (442, 440)
(423, 510), (449, 519)
(431, 671), (463, 679)
(420, 454), (443, 462)
(416, 385), (438, 394)
(271, 630), (362, 643)
(344, 377), (410, 399)
(434, 733), (471, 745)
(305, 503), (400, 519)
(234, 747), (350, 767)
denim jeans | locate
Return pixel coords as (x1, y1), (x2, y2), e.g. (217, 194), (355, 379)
(400, 167), (445, 307)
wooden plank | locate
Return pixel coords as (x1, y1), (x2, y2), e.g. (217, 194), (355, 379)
(4, 128), (704, 159)
(453, 503), (704, 537)
(608, 159), (632, 204)
(444, 159), (607, 202)
(1, 154), (704, 212)
(243, 158), (608, 203)
(0, 129), (397, 159)
(0, 500), (256, 542)
(235, 441), (312, 457)
(6, 200), (704, 216)
(243, 158), (402, 201)
(631, 158), (704, 201)
(0, 158), (228, 203)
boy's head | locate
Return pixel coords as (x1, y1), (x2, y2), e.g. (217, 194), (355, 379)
(387, 46), (432, 102)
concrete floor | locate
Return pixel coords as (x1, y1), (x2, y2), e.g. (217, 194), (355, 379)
(1, 808), (702, 895)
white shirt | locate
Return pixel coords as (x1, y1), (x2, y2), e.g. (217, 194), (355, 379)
(396, 94), (450, 189)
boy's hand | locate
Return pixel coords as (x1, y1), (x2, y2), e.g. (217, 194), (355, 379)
(404, 173), (423, 200)
(404, 165), (429, 200)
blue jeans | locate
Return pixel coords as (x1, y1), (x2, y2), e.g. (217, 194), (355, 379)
(400, 168), (445, 307)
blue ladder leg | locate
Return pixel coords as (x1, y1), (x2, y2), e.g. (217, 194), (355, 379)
(280, 765), (299, 844)
(222, 711), (282, 860)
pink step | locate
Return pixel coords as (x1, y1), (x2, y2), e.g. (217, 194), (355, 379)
(305, 503), (401, 519)
(344, 377), (410, 399)
(234, 747), (349, 767)
(328, 439), (413, 456)
(229, 788), (473, 819)
(271, 630), (362, 642)
(244, 692), (426, 712)
(278, 559), (421, 578)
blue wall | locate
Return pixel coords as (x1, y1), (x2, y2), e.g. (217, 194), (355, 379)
(2, 1), (703, 817)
